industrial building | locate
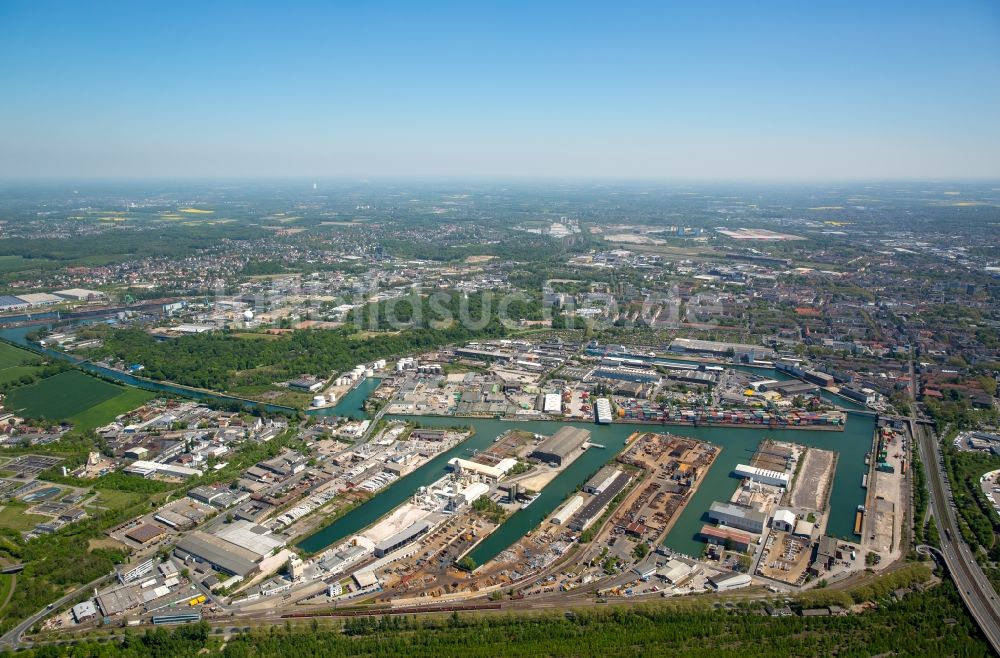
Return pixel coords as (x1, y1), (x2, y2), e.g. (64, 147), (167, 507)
(584, 465), (622, 495)
(14, 292), (63, 307)
(448, 482), (490, 511)
(72, 601), (98, 623)
(568, 471), (631, 531)
(668, 338), (775, 360)
(374, 519), (433, 558)
(53, 288), (105, 301)
(708, 572), (753, 592)
(530, 426), (591, 466)
(699, 524), (753, 552)
(116, 558), (155, 585)
(0, 296), (29, 312)
(657, 558), (695, 584)
(769, 380), (819, 397)
(594, 398), (613, 424)
(708, 501), (766, 533)
(288, 376), (324, 392)
(543, 393), (563, 414)
(840, 385), (876, 405)
(733, 463), (789, 488)
(551, 495), (584, 525)
(447, 457), (516, 483)
(125, 523), (166, 545)
(174, 521), (284, 578)
(593, 365), (661, 384)
(124, 460), (203, 479)
(772, 509), (797, 533)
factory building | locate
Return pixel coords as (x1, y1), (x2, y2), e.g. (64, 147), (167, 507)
(530, 426), (591, 466)
(593, 366), (660, 384)
(448, 482), (490, 511)
(174, 521), (284, 578)
(708, 572), (752, 592)
(699, 524), (753, 552)
(708, 501), (766, 533)
(568, 471), (631, 531)
(584, 465), (622, 495)
(116, 558), (155, 585)
(733, 464), (789, 488)
(543, 393), (563, 414)
(123, 460), (203, 479)
(374, 519), (433, 558)
(769, 380), (819, 397)
(801, 369), (835, 388)
(839, 385), (876, 405)
(551, 495), (584, 525)
(594, 398), (613, 424)
(447, 457), (515, 483)
(53, 288), (105, 301)
(668, 338), (775, 360)
(772, 508), (797, 533)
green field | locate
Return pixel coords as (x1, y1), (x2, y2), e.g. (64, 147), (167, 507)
(0, 343), (44, 387)
(67, 387), (155, 430)
(0, 504), (47, 532)
(3, 370), (149, 423)
(0, 342), (38, 370)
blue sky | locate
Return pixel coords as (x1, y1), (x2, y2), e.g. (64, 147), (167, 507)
(1, 0), (998, 179)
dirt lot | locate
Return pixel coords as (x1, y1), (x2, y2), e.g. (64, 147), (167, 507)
(790, 448), (836, 511)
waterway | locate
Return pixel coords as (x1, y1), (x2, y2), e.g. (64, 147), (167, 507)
(297, 412), (875, 562)
(307, 379), (381, 420)
(1, 321), (875, 563)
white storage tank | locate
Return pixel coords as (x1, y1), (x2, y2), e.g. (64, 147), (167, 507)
(312, 395), (326, 407)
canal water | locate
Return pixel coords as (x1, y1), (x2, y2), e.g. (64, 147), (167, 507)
(309, 378), (381, 420)
(1, 322), (874, 562)
(298, 413), (875, 562)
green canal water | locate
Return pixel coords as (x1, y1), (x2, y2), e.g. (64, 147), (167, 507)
(310, 378), (381, 420)
(297, 413), (875, 562)
(0, 322), (872, 563)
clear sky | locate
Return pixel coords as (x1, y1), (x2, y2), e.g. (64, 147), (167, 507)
(1, 0), (999, 180)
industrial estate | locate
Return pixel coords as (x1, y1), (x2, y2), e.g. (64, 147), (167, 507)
(0, 179), (995, 657)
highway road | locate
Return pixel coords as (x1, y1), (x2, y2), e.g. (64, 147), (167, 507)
(912, 418), (1000, 654)
(0, 572), (115, 650)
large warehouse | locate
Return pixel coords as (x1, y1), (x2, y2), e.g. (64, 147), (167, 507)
(374, 519), (433, 558)
(530, 426), (591, 466)
(733, 463), (789, 488)
(173, 520), (285, 578)
(708, 501), (766, 533)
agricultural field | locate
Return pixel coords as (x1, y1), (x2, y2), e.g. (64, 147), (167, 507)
(3, 370), (151, 425)
(66, 387), (155, 430)
(0, 343), (42, 386)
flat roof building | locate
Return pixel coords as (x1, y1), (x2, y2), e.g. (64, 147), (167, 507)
(733, 463), (789, 488)
(125, 523), (166, 545)
(568, 471), (631, 532)
(699, 524), (753, 552)
(709, 572), (752, 592)
(584, 465), (622, 495)
(374, 519), (432, 558)
(708, 501), (766, 534)
(447, 457), (511, 483)
(174, 533), (259, 578)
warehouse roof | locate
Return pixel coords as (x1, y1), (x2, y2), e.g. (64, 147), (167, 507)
(533, 426), (590, 459)
(212, 520), (284, 558)
(175, 533), (259, 577)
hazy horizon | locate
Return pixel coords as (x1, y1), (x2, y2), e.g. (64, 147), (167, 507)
(2, 0), (999, 180)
